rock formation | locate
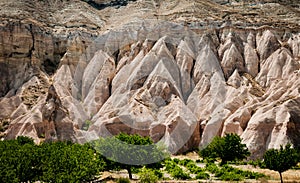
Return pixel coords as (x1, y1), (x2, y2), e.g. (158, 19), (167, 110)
(0, 0), (300, 158)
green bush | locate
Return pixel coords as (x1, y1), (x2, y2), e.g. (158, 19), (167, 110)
(248, 159), (264, 168)
(219, 172), (244, 181)
(185, 161), (203, 174)
(240, 170), (265, 179)
(138, 167), (159, 183)
(116, 177), (131, 183)
(205, 163), (219, 174)
(170, 166), (191, 180)
(215, 164), (265, 180)
(178, 158), (193, 166)
(153, 169), (163, 179)
(195, 172), (210, 180)
(164, 159), (191, 180)
(164, 160), (177, 172)
(172, 158), (180, 164)
(0, 137), (38, 183)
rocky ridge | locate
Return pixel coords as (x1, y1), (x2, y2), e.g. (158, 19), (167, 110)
(0, 0), (300, 158)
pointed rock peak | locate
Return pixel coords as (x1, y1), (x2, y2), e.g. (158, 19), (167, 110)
(198, 34), (216, 53)
(247, 31), (256, 47)
(142, 39), (155, 53)
(211, 70), (226, 83)
(277, 47), (293, 57)
(222, 31), (238, 42)
(244, 43), (259, 78)
(196, 44), (220, 65)
(227, 69), (242, 88)
(151, 37), (174, 59)
(183, 35), (195, 50)
(221, 43), (244, 79)
(199, 43), (215, 55)
(145, 58), (183, 100)
(225, 32), (242, 46)
(266, 47), (293, 63)
(228, 44), (242, 56)
(82, 50), (114, 99)
(262, 30), (276, 38)
(219, 32), (244, 60)
(198, 34), (213, 44)
(257, 30), (281, 60)
(193, 44), (223, 83)
(178, 40), (195, 58)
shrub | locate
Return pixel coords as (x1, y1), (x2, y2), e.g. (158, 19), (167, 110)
(216, 164), (265, 180)
(195, 172), (210, 180)
(172, 158), (180, 164)
(178, 158), (193, 166)
(219, 172), (244, 181)
(240, 170), (265, 179)
(170, 166), (191, 180)
(185, 161), (203, 174)
(164, 160), (177, 172)
(205, 163), (219, 174)
(138, 167), (159, 183)
(153, 169), (163, 179)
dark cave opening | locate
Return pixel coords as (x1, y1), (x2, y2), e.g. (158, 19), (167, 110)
(43, 59), (59, 76)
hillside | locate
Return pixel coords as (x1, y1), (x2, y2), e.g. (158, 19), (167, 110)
(0, 0), (300, 158)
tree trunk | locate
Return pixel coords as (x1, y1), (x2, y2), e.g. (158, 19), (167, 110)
(279, 172), (283, 183)
(127, 167), (132, 180)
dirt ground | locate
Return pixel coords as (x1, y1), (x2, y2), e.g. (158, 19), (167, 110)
(100, 153), (300, 183)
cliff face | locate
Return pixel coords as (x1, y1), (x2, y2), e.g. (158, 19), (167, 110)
(0, 0), (300, 158)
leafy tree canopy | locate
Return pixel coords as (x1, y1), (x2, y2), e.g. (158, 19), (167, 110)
(263, 144), (299, 183)
(92, 133), (169, 179)
(0, 136), (105, 183)
(200, 133), (250, 164)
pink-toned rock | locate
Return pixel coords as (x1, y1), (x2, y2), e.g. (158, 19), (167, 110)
(83, 51), (116, 116)
(176, 40), (195, 101)
(221, 44), (244, 79)
(244, 43), (259, 77)
(2, 24), (300, 158)
(288, 33), (300, 58)
(193, 45), (223, 84)
(256, 47), (300, 87)
(257, 30), (281, 61)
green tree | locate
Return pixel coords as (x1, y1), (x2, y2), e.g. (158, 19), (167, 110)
(263, 144), (299, 183)
(0, 136), (39, 183)
(200, 133), (250, 164)
(92, 133), (168, 179)
(0, 137), (106, 182)
(38, 141), (105, 182)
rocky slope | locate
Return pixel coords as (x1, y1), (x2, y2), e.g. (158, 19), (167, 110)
(0, 0), (300, 158)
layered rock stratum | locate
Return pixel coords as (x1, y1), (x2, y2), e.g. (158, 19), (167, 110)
(0, 0), (300, 158)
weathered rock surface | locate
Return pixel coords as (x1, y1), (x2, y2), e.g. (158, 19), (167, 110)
(1, 0), (300, 158)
